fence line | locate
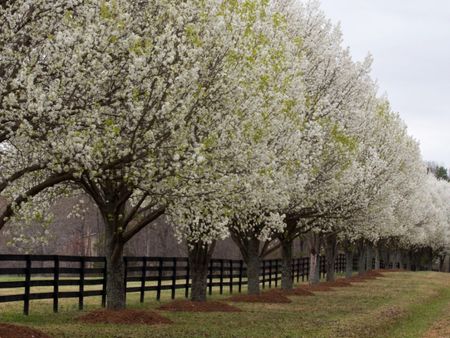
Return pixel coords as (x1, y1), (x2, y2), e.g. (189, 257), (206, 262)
(0, 253), (397, 315)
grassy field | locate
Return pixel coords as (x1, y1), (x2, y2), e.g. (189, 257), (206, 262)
(1, 271), (449, 338)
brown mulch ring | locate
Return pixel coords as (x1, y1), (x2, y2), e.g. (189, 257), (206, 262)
(269, 288), (315, 297)
(227, 291), (292, 303)
(158, 300), (241, 312)
(365, 270), (387, 277)
(300, 285), (334, 292)
(320, 280), (353, 287)
(347, 270), (387, 282)
(77, 309), (172, 325)
(377, 269), (403, 273)
(0, 323), (51, 338)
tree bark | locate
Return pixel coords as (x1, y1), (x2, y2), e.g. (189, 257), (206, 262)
(398, 251), (403, 269)
(428, 248), (433, 271)
(406, 251), (411, 271)
(439, 256), (445, 272)
(345, 249), (353, 279)
(366, 246), (373, 271)
(105, 222), (125, 310)
(374, 246), (380, 270)
(245, 237), (261, 295)
(357, 243), (366, 275)
(308, 233), (321, 285)
(188, 241), (215, 302)
(281, 239), (293, 290)
(325, 233), (337, 282)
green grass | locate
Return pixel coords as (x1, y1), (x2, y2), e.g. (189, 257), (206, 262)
(1, 272), (449, 337)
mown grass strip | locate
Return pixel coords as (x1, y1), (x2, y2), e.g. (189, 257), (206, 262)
(381, 287), (450, 338)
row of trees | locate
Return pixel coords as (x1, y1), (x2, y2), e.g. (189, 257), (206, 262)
(1, 0), (449, 309)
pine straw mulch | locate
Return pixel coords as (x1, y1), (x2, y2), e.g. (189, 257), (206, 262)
(269, 287), (315, 297)
(158, 300), (241, 312)
(226, 290), (292, 303)
(320, 279), (353, 288)
(299, 284), (334, 292)
(0, 323), (51, 338)
(377, 269), (403, 273)
(346, 270), (387, 282)
(77, 309), (172, 325)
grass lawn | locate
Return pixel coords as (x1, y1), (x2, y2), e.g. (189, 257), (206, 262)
(1, 271), (449, 337)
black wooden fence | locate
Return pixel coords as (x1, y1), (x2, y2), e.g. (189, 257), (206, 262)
(0, 254), (347, 315)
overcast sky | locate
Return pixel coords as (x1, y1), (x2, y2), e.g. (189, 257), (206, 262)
(319, 0), (450, 168)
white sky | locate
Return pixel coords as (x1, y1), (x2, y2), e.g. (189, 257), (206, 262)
(319, 0), (450, 168)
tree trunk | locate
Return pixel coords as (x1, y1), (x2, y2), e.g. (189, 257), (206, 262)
(246, 237), (261, 295)
(374, 246), (380, 270)
(188, 242), (215, 302)
(439, 256), (445, 272)
(308, 233), (321, 285)
(398, 251), (404, 269)
(357, 246), (366, 275)
(428, 248), (433, 271)
(309, 250), (320, 284)
(105, 224), (125, 310)
(366, 246), (373, 271)
(325, 233), (337, 282)
(281, 239), (293, 290)
(345, 249), (353, 279)
(406, 251), (412, 271)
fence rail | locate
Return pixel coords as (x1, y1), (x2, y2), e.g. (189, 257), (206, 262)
(0, 253), (347, 315)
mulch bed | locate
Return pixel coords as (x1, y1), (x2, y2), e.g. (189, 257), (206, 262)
(320, 280), (353, 287)
(346, 271), (386, 282)
(227, 291), (292, 303)
(299, 285), (334, 292)
(77, 309), (172, 325)
(158, 300), (241, 312)
(0, 323), (51, 338)
(365, 270), (386, 277)
(269, 288), (315, 297)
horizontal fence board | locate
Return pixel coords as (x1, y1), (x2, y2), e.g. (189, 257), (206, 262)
(0, 281), (25, 289)
(0, 268), (26, 275)
(0, 294), (24, 302)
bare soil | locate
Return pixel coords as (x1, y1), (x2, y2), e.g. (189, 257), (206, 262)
(227, 291), (292, 303)
(77, 309), (172, 325)
(158, 300), (241, 312)
(0, 323), (51, 338)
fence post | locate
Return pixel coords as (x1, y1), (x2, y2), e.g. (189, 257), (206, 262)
(262, 260), (266, 289)
(208, 261), (213, 295)
(301, 259), (305, 282)
(275, 260), (279, 287)
(269, 260), (272, 288)
(297, 259), (300, 282)
(24, 255), (31, 315)
(156, 257), (163, 301)
(238, 260), (243, 293)
(185, 260), (190, 299)
(140, 257), (147, 303)
(79, 257), (85, 311)
(53, 255), (60, 313)
(171, 258), (177, 299)
(219, 259), (224, 295)
(229, 260), (233, 294)
(101, 257), (107, 307)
